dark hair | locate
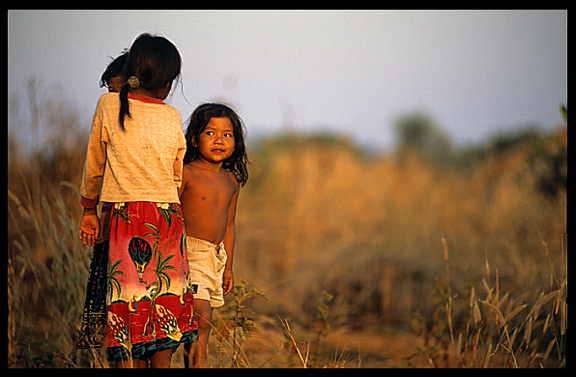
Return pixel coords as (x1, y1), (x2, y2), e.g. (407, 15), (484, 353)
(99, 51), (128, 89)
(184, 103), (249, 186)
(118, 33), (181, 130)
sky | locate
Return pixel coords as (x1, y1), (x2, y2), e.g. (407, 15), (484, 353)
(8, 10), (567, 152)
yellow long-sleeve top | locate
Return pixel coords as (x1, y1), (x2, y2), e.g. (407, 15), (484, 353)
(80, 92), (186, 208)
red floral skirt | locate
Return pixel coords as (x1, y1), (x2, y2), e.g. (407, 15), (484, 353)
(106, 201), (198, 362)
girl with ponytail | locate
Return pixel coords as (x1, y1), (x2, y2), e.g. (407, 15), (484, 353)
(78, 33), (197, 367)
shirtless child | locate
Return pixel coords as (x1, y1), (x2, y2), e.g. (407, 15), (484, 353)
(179, 103), (249, 368)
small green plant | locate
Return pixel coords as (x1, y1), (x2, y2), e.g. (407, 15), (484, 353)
(212, 279), (267, 367)
(408, 276), (452, 367)
(312, 291), (334, 355)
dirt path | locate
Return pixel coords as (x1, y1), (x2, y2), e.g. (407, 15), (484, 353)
(319, 328), (442, 368)
(208, 321), (449, 368)
(170, 315), (453, 368)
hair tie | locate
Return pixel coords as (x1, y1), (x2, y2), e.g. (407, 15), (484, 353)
(127, 76), (140, 89)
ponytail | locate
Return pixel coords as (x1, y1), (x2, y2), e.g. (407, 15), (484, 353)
(117, 33), (182, 131)
(118, 82), (131, 131)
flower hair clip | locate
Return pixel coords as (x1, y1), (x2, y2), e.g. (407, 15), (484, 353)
(127, 76), (140, 89)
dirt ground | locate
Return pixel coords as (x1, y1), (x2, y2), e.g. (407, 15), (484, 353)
(171, 318), (450, 368)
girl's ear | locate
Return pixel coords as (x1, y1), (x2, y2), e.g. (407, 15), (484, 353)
(191, 135), (197, 148)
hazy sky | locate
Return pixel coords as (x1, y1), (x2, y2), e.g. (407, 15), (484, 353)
(8, 10), (567, 151)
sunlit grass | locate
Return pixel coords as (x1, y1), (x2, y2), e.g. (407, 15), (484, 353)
(8, 95), (566, 367)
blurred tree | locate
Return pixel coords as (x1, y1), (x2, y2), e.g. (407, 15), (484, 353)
(528, 105), (566, 198)
(394, 111), (453, 165)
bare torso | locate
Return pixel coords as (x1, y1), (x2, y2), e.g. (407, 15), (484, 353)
(179, 162), (238, 244)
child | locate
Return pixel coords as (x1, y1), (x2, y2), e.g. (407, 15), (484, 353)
(78, 33), (197, 368)
(179, 103), (249, 368)
(99, 51), (128, 93)
(76, 52), (128, 351)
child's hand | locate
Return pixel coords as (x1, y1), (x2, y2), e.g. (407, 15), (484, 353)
(222, 267), (234, 296)
(79, 209), (100, 247)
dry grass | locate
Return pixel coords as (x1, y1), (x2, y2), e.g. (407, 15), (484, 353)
(7, 93), (566, 367)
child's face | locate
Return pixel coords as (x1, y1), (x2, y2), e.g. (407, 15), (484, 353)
(195, 117), (235, 163)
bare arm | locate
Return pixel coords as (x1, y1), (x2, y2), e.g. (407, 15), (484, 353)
(178, 164), (190, 198)
(222, 180), (240, 295)
(79, 99), (106, 246)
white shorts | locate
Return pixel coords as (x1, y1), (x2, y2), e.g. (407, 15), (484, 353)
(186, 236), (227, 308)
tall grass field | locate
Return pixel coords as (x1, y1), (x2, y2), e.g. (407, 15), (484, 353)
(8, 93), (566, 368)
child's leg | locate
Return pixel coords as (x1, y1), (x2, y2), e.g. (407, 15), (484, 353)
(186, 299), (212, 368)
(150, 348), (174, 368)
